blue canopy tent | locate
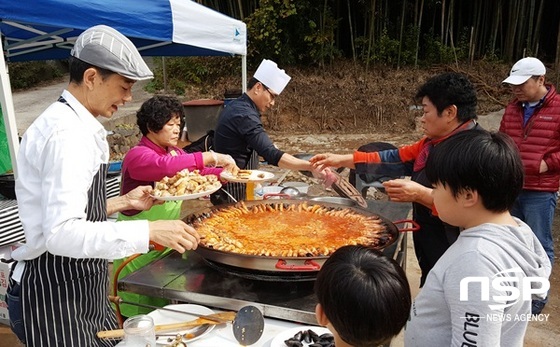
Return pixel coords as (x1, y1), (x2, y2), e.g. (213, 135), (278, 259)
(0, 0), (247, 176)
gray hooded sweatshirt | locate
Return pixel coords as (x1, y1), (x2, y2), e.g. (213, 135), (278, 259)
(405, 218), (551, 347)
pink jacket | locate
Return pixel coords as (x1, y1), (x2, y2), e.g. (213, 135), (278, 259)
(499, 84), (560, 191)
(120, 136), (223, 195)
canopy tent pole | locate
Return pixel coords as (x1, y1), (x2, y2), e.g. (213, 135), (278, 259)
(242, 55), (247, 93)
(0, 38), (19, 177)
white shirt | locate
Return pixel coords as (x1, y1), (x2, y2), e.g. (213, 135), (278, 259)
(12, 90), (149, 280)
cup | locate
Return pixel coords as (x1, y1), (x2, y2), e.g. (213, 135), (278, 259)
(246, 181), (255, 200)
(123, 315), (156, 347)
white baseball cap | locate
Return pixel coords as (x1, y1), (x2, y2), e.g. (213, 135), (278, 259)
(253, 59), (291, 94)
(71, 25), (153, 81)
(502, 57), (546, 85)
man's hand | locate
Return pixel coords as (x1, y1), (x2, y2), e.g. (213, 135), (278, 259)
(124, 185), (162, 211)
(540, 159), (549, 173)
(148, 220), (201, 253)
(310, 153), (354, 171)
(382, 178), (433, 207)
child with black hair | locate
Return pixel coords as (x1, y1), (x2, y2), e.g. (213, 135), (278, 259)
(314, 245), (411, 347)
(405, 129), (551, 346)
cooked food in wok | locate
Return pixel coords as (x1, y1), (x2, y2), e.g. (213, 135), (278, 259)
(153, 169), (220, 197)
(194, 201), (389, 257)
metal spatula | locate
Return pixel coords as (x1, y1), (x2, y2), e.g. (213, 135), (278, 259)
(232, 305), (265, 345)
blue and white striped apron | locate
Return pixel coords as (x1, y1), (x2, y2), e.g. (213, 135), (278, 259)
(19, 96), (118, 346)
(20, 163), (118, 346)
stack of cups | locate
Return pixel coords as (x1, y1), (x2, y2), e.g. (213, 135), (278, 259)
(123, 315), (156, 346)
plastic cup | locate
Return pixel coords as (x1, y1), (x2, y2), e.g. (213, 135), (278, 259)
(123, 315), (156, 347)
(246, 181), (255, 200)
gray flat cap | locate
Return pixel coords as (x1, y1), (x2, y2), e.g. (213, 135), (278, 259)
(71, 25), (153, 81)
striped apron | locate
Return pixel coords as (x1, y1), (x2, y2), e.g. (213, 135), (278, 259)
(19, 96), (118, 346)
(20, 163), (118, 346)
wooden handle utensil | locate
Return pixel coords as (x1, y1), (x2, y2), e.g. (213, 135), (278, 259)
(97, 311), (235, 339)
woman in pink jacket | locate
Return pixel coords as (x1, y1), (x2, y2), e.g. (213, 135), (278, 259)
(115, 95), (238, 317)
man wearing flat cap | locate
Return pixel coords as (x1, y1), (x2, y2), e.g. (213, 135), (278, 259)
(213, 59), (327, 202)
(8, 25), (200, 346)
(500, 56), (560, 315)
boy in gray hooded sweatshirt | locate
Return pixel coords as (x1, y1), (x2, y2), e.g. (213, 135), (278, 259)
(405, 129), (551, 347)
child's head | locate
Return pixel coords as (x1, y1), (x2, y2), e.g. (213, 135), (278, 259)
(425, 129), (523, 216)
(314, 245), (411, 347)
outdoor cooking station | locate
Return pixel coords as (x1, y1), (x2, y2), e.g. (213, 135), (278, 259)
(118, 199), (412, 325)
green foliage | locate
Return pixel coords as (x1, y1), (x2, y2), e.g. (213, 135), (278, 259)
(8, 61), (64, 90)
(245, 0), (340, 67)
(303, 11), (342, 65)
(421, 31), (460, 65)
(146, 56), (240, 95)
(245, 0), (298, 65)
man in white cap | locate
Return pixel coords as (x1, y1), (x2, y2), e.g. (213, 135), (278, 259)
(213, 59), (329, 202)
(499, 56), (560, 315)
(8, 25), (200, 346)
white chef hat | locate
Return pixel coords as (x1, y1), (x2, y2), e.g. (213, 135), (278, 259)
(253, 59), (291, 94)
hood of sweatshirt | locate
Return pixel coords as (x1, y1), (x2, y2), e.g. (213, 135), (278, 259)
(459, 217), (551, 299)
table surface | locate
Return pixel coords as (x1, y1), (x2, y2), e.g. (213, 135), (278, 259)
(117, 200), (412, 346)
(115, 314), (319, 347)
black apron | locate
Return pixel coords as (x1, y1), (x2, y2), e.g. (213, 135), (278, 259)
(20, 97), (118, 346)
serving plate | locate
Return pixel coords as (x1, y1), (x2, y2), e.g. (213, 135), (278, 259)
(148, 304), (215, 345)
(270, 326), (332, 347)
(151, 183), (221, 201)
(220, 170), (275, 183)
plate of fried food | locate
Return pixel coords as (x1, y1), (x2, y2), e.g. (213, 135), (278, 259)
(151, 169), (222, 201)
(220, 169), (275, 183)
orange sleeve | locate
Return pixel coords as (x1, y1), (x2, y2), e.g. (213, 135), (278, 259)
(397, 137), (428, 162)
(353, 150), (381, 164)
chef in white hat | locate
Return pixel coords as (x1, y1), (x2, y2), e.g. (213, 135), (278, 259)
(499, 56), (560, 315)
(213, 59), (334, 203)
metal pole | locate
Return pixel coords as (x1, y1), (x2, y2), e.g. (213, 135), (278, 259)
(242, 55), (247, 93)
(0, 37), (20, 177)
(162, 56), (168, 93)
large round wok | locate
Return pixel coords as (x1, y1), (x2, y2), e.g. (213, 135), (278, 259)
(184, 199), (416, 274)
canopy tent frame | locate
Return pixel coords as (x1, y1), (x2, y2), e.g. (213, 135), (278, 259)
(1, 0), (248, 176)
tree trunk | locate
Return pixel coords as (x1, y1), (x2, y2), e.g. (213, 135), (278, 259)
(347, 0), (356, 63)
(397, 0), (407, 69)
(441, 0), (446, 44)
(533, 0), (545, 54)
(415, 0), (425, 68)
(237, 0), (244, 20)
(527, 0), (536, 54)
(515, 0), (528, 58)
(490, 0), (501, 55)
(366, 0), (377, 71)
